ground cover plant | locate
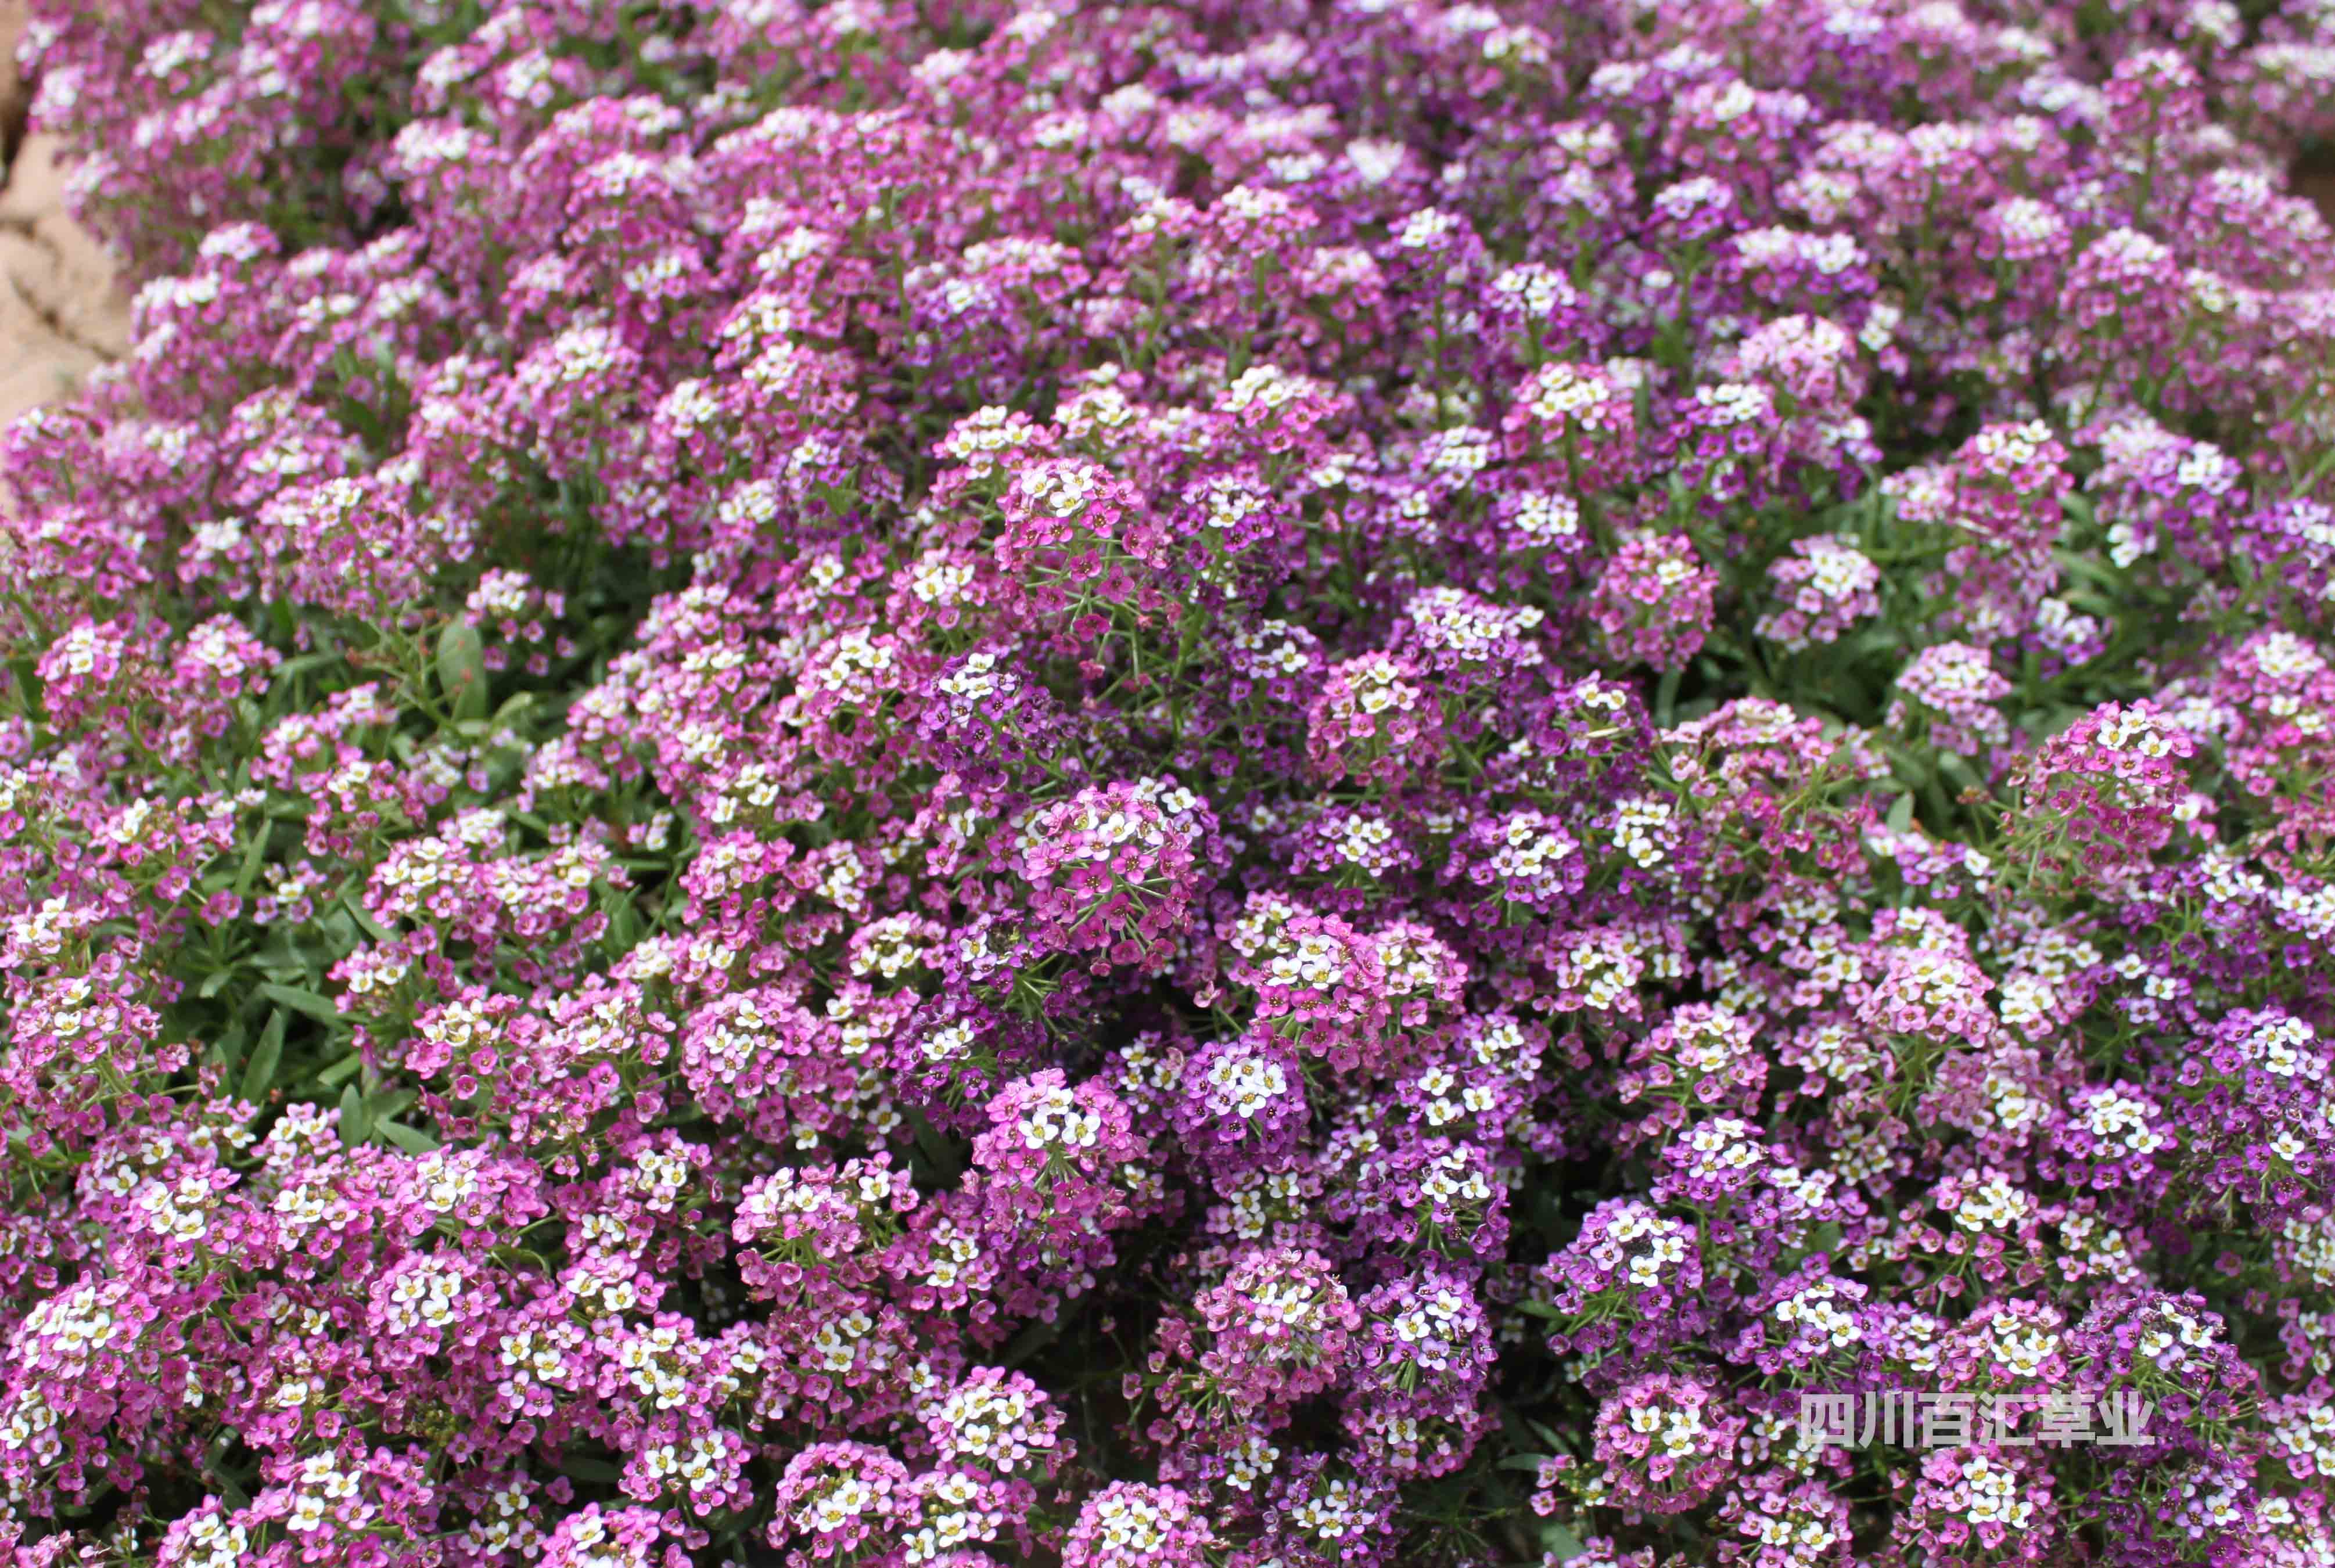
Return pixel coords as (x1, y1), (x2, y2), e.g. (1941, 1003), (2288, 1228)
(3, 1), (2335, 1564)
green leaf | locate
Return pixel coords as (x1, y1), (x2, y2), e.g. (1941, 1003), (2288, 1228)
(7, 656), (45, 721)
(1654, 666), (1684, 729)
(1886, 791), (1916, 832)
(907, 1106), (964, 1185)
(338, 1084), (371, 1147)
(271, 649), (343, 687)
(343, 896), (395, 945)
(1001, 1315), (1061, 1368)
(232, 819), (272, 897)
(369, 1089), (418, 1124)
(2050, 548), (2124, 592)
(259, 983), (344, 1025)
(240, 1011), (286, 1103)
(560, 1455), (623, 1484)
(437, 621), (488, 723)
(208, 1019), (247, 1077)
(376, 1120), (439, 1154)
(317, 1052), (366, 1088)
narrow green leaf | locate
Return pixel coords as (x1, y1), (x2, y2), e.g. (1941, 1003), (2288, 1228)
(270, 650), (343, 687)
(343, 895), (395, 945)
(8, 657), (45, 721)
(1886, 791), (1916, 832)
(338, 1084), (371, 1146)
(240, 1011), (287, 1102)
(376, 1120), (439, 1154)
(232, 819), (271, 897)
(1654, 666), (1684, 729)
(208, 1019), (248, 1077)
(1543, 1522), (1589, 1562)
(1002, 1315), (1062, 1368)
(907, 1106), (964, 1185)
(259, 983), (344, 1025)
(2050, 548), (2124, 591)
(437, 621), (488, 723)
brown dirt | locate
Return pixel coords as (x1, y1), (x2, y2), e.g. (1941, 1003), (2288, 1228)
(0, 0), (131, 438)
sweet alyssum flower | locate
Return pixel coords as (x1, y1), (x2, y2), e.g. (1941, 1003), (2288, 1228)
(1, 2), (2331, 1565)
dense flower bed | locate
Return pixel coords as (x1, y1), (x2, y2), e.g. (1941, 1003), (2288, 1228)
(5, 1), (2335, 1565)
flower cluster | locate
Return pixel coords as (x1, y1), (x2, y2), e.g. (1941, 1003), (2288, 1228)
(3, 1), (2334, 1565)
